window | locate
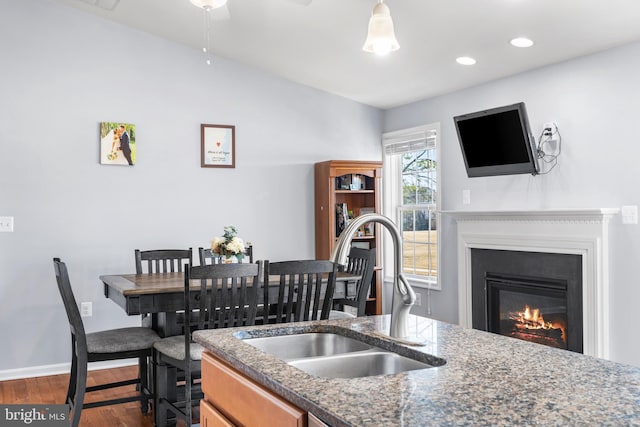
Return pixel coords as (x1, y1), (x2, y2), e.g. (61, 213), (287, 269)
(383, 123), (440, 289)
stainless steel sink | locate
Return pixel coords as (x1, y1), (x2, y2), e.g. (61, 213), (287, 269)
(243, 333), (371, 360)
(288, 350), (435, 378)
(242, 332), (445, 378)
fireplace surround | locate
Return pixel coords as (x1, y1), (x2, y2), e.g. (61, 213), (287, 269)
(447, 209), (618, 359)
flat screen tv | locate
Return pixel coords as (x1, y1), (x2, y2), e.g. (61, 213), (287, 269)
(454, 102), (539, 177)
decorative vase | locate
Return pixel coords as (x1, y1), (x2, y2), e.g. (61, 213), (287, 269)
(221, 256), (238, 264)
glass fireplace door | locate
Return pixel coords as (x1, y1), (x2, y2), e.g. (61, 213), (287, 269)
(486, 274), (568, 350)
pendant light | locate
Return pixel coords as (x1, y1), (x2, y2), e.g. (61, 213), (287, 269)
(190, 0), (228, 65)
(362, 0), (400, 56)
(190, 0), (227, 9)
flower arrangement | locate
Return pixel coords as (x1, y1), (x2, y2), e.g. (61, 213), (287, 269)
(211, 226), (246, 261)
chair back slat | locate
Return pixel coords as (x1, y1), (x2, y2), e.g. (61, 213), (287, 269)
(263, 261), (271, 323)
(274, 273), (286, 322)
(266, 260), (337, 324)
(218, 276), (228, 328)
(300, 273), (312, 321)
(228, 277), (237, 326)
(135, 249), (192, 274)
(236, 277), (244, 325)
(311, 272), (324, 320)
(287, 273), (298, 322)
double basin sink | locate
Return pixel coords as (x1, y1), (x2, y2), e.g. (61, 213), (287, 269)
(243, 332), (445, 379)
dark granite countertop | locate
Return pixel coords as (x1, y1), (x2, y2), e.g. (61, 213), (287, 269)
(193, 315), (640, 426)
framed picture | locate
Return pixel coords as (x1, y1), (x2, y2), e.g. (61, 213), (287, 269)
(359, 207), (375, 235)
(100, 122), (136, 166)
(201, 124), (235, 168)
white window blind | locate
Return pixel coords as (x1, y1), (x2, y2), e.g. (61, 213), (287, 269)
(383, 127), (437, 155)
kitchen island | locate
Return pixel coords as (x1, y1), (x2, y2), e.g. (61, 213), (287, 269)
(193, 315), (640, 426)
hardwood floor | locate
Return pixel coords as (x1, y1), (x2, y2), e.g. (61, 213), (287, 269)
(0, 366), (153, 426)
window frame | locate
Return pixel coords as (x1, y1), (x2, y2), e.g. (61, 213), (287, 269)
(382, 123), (441, 291)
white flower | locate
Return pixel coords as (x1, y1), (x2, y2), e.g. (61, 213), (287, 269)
(211, 226), (245, 258)
(226, 237), (245, 255)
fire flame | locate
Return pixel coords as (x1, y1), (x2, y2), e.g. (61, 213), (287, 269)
(508, 304), (567, 346)
(514, 305), (555, 329)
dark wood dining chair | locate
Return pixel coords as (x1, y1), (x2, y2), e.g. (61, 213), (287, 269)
(331, 247), (376, 318)
(153, 261), (264, 427)
(135, 248), (193, 274)
(198, 244), (254, 265)
(135, 248), (192, 326)
(264, 260), (338, 323)
(134, 248), (193, 397)
(53, 258), (159, 427)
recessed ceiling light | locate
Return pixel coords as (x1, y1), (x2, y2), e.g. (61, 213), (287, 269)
(510, 37), (534, 48)
(456, 56), (477, 66)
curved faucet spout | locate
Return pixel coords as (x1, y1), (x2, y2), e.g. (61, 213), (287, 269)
(330, 213), (416, 339)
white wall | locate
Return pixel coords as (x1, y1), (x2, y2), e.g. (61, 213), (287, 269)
(385, 40), (640, 367)
(0, 0), (382, 374)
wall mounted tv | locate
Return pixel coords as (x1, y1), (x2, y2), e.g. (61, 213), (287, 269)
(454, 102), (539, 177)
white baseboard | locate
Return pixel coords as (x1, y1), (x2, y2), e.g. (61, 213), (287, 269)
(0, 359), (137, 381)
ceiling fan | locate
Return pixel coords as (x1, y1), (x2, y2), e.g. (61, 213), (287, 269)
(79, 0), (120, 11)
(189, 0), (313, 64)
(190, 0), (312, 21)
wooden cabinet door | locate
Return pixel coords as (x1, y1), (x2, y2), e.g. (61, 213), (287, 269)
(201, 399), (236, 427)
(202, 351), (306, 427)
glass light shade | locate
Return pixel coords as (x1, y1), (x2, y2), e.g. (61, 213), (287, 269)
(190, 0), (227, 10)
(362, 2), (400, 56)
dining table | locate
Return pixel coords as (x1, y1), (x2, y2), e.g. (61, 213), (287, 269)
(100, 269), (360, 426)
(101, 271), (360, 337)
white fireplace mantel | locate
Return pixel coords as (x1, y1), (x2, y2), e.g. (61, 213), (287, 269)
(445, 208), (619, 359)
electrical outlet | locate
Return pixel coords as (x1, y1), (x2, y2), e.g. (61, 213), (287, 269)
(80, 302), (93, 317)
(0, 217), (14, 232)
(543, 122), (558, 135)
(540, 122), (559, 156)
(414, 292), (422, 306)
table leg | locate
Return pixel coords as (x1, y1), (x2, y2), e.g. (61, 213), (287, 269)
(154, 359), (177, 427)
(155, 312), (179, 338)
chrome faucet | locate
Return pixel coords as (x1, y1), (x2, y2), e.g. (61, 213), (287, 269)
(330, 213), (417, 340)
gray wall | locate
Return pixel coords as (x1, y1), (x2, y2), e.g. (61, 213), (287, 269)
(385, 40), (640, 367)
(4, 0), (639, 376)
(0, 0), (382, 374)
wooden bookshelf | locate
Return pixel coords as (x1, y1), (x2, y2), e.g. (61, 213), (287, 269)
(314, 160), (383, 315)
